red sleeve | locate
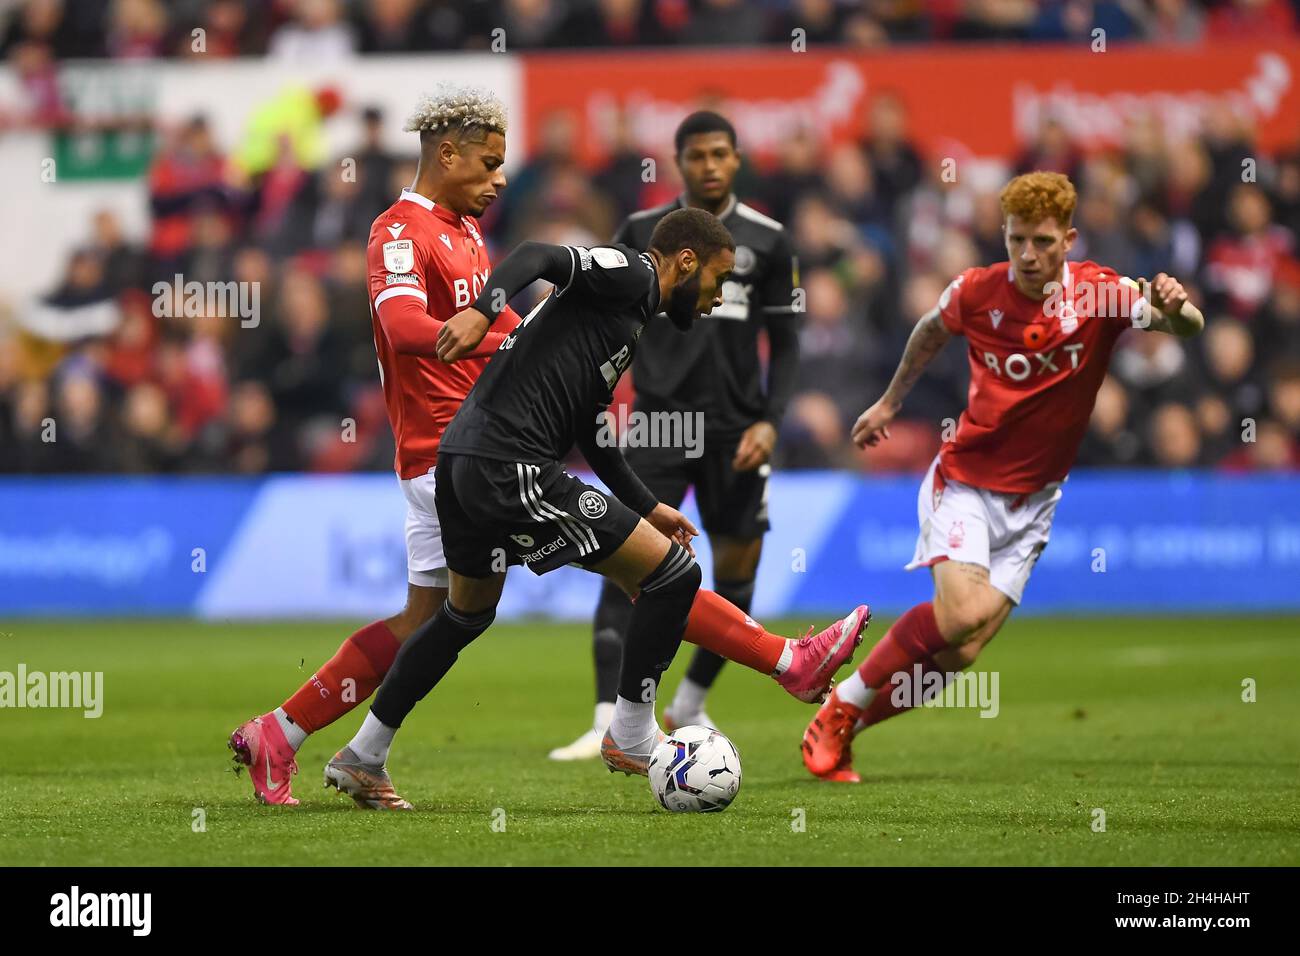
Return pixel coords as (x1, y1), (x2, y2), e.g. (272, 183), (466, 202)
(376, 295), (508, 359)
(936, 268), (973, 334)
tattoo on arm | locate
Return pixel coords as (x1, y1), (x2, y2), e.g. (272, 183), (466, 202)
(883, 308), (954, 407)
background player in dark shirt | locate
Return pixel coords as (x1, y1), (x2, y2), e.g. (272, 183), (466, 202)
(322, 209), (869, 803)
(553, 111), (802, 760)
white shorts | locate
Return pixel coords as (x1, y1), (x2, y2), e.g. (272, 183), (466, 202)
(905, 456), (1061, 605)
(400, 470), (449, 589)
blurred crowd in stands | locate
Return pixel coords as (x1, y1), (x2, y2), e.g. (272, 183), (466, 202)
(3, 0), (1299, 60)
(2, 5), (1299, 476)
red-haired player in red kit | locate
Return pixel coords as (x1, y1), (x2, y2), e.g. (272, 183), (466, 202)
(802, 171), (1205, 782)
(229, 85), (520, 806)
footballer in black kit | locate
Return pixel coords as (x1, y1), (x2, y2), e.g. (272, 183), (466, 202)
(555, 111), (802, 760)
(434, 240), (667, 577)
(321, 206), (871, 802)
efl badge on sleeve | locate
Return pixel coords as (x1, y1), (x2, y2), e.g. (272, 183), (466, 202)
(383, 239), (414, 274)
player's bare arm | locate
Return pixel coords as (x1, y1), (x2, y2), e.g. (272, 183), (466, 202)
(1137, 272), (1205, 338)
(852, 307), (953, 447)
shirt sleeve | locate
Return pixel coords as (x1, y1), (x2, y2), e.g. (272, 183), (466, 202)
(370, 233), (509, 359)
(936, 269), (972, 334)
(759, 228), (798, 317)
(1101, 272), (1150, 329)
(552, 244), (654, 306)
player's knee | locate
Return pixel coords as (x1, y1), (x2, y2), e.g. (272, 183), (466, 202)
(639, 544), (701, 608)
(935, 594), (995, 646)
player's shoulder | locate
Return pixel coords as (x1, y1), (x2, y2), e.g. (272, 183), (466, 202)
(1071, 259), (1127, 284)
(617, 200), (679, 245)
(369, 198), (428, 248)
(732, 201), (787, 237)
(946, 262), (1009, 303)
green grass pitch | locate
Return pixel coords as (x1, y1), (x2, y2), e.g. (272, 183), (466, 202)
(2, 615), (1297, 866)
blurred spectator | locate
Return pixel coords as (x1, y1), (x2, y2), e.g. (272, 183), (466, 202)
(1149, 401), (1202, 467)
(5, 17), (1300, 479)
(1204, 184), (1295, 320)
(268, 0), (356, 60)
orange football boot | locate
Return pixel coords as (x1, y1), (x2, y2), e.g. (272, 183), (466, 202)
(801, 689), (863, 779)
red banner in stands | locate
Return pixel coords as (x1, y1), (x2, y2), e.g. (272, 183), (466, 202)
(522, 43), (1300, 165)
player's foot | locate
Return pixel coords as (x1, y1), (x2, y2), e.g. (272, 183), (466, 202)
(228, 713), (299, 806)
(801, 689), (864, 778)
(323, 746), (412, 810)
(818, 751), (862, 784)
(778, 605), (871, 704)
(600, 728), (665, 777)
(662, 707), (717, 733)
(547, 728), (603, 761)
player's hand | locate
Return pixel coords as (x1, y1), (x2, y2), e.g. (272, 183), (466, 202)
(437, 307), (490, 362)
(851, 398), (897, 448)
(647, 503), (699, 556)
(732, 421), (777, 472)
(1145, 272), (1188, 317)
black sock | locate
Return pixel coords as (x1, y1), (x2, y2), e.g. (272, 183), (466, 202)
(617, 543), (701, 703)
(370, 601), (495, 728)
(684, 577), (754, 689)
(592, 579), (633, 705)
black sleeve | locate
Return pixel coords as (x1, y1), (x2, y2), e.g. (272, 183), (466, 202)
(471, 240), (574, 324)
(762, 317), (800, 427)
(760, 229), (801, 426)
(759, 228), (798, 318)
(576, 413), (659, 517)
(554, 243), (654, 306)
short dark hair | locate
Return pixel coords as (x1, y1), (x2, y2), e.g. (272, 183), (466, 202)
(649, 207), (735, 265)
(674, 110), (737, 156)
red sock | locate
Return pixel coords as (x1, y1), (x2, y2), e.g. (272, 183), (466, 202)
(681, 589), (785, 675)
(281, 621), (401, 734)
(857, 602), (949, 690)
(858, 655), (948, 728)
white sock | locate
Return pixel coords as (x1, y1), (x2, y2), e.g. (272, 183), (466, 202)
(348, 710), (397, 766)
(273, 707), (308, 751)
(835, 669), (875, 709)
(669, 678), (708, 719)
(772, 642), (794, 676)
(592, 701), (615, 736)
(610, 695), (656, 748)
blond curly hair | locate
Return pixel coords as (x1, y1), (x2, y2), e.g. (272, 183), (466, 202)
(1000, 171), (1078, 226)
(404, 84), (508, 141)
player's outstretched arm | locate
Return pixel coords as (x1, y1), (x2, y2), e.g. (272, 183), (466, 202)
(852, 307), (953, 448)
(1136, 272), (1204, 338)
(437, 241), (575, 360)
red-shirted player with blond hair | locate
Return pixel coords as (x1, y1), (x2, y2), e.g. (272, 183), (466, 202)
(229, 84), (520, 806)
(802, 171), (1204, 782)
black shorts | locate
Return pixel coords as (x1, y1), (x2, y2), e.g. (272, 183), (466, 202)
(624, 439), (770, 538)
(435, 452), (643, 578)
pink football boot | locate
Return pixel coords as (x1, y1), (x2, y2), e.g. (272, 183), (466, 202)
(229, 714), (300, 806)
(777, 605), (872, 704)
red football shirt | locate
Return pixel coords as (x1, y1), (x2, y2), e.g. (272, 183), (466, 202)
(368, 188), (518, 479)
(936, 260), (1147, 494)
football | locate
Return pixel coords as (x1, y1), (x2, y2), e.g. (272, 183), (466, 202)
(647, 725), (742, 813)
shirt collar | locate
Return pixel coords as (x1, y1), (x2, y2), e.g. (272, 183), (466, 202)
(676, 192), (737, 221)
(399, 188), (464, 226)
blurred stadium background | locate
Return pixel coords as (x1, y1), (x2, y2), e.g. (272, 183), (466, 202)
(2, 0), (1299, 620)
